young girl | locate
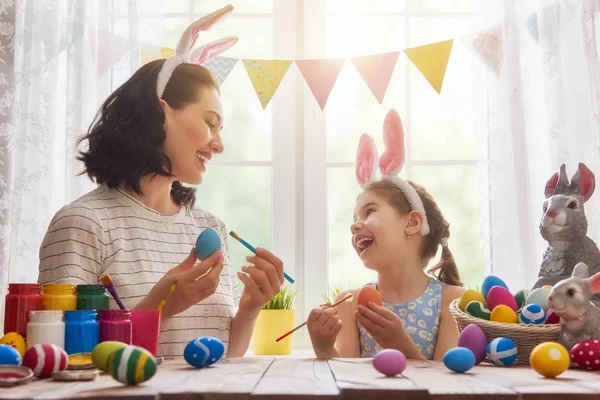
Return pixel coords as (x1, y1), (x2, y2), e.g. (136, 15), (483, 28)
(38, 5), (285, 358)
(307, 109), (464, 360)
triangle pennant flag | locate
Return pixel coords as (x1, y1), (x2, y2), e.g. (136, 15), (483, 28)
(349, 51), (399, 103)
(202, 56), (239, 85)
(140, 42), (161, 65)
(96, 29), (131, 78)
(468, 25), (503, 77)
(242, 59), (292, 109)
(296, 58), (345, 110)
(159, 47), (176, 59)
(404, 39), (454, 94)
(525, 12), (539, 43)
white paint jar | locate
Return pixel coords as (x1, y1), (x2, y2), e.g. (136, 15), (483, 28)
(26, 310), (65, 350)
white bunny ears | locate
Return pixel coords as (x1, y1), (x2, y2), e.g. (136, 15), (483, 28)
(355, 109), (431, 236)
(156, 4), (239, 99)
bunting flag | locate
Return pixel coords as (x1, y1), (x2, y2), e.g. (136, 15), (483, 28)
(202, 56), (239, 85)
(159, 47), (176, 59)
(242, 59), (292, 109)
(140, 43), (161, 65)
(296, 58), (345, 110)
(468, 26), (503, 77)
(349, 51), (399, 104)
(404, 39), (454, 94)
(58, 21), (84, 53)
(96, 30), (131, 78)
(525, 12), (539, 43)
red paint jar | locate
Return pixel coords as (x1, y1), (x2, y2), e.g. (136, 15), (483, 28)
(98, 310), (132, 344)
(4, 284), (43, 336)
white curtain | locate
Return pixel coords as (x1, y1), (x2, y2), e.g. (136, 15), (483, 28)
(479, 0), (600, 290)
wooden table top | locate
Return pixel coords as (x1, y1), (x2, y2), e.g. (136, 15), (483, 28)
(1, 357), (600, 400)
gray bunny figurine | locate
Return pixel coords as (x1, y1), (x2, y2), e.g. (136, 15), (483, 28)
(533, 163), (600, 307)
(548, 262), (600, 351)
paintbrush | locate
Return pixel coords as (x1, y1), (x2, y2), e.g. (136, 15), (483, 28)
(275, 293), (353, 342)
(229, 231), (295, 284)
(158, 281), (177, 311)
(99, 274), (126, 310)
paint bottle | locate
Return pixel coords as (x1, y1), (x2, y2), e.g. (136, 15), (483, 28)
(4, 283), (43, 337)
(76, 285), (110, 310)
(64, 310), (99, 355)
(42, 284), (77, 311)
(26, 310), (65, 349)
(98, 310), (132, 344)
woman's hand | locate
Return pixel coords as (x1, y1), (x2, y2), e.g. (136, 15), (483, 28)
(237, 247), (284, 313)
(307, 305), (342, 357)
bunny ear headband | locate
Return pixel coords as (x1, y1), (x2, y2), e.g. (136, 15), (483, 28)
(355, 109), (431, 236)
(156, 4), (239, 99)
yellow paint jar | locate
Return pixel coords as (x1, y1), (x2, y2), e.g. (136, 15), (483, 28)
(42, 284), (77, 311)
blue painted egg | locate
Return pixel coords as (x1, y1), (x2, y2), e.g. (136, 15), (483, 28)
(486, 337), (517, 366)
(195, 228), (222, 261)
(443, 347), (475, 373)
(519, 303), (545, 324)
(481, 275), (509, 299)
(184, 336), (225, 368)
(0, 344), (22, 366)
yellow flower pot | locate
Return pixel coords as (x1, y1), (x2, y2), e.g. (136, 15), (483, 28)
(251, 309), (296, 355)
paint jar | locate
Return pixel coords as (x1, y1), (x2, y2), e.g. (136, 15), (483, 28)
(98, 310), (132, 344)
(4, 283), (43, 337)
(42, 284), (77, 311)
(64, 310), (99, 355)
(76, 285), (109, 310)
(26, 310), (65, 350)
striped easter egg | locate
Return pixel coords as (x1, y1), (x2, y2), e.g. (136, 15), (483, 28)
(22, 344), (68, 378)
(106, 345), (157, 385)
(519, 303), (545, 324)
(486, 337), (517, 367)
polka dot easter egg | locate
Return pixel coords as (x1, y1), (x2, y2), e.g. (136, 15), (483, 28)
(0, 344), (22, 366)
(487, 286), (518, 312)
(107, 345), (157, 385)
(530, 342), (570, 378)
(526, 287), (551, 313)
(570, 339), (600, 370)
(357, 286), (382, 308)
(443, 347), (475, 373)
(195, 227), (222, 261)
(23, 344), (68, 378)
(545, 309), (560, 324)
(0, 333), (26, 357)
(481, 275), (508, 299)
(372, 349), (407, 377)
(486, 337), (517, 367)
(458, 324), (487, 365)
(458, 289), (487, 311)
(490, 305), (517, 324)
(184, 336), (225, 368)
(519, 303), (545, 324)
(465, 301), (491, 320)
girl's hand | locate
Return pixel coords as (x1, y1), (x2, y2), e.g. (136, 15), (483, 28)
(237, 248), (284, 312)
(355, 302), (405, 350)
(307, 305), (342, 356)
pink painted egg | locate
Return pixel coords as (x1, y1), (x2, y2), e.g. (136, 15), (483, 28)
(545, 309), (560, 324)
(458, 324), (487, 365)
(372, 349), (407, 376)
(487, 286), (518, 312)
(22, 344), (68, 378)
(570, 339), (600, 370)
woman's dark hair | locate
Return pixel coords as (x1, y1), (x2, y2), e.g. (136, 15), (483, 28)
(77, 59), (220, 209)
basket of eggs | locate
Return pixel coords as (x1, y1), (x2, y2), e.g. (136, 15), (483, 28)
(449, 275), (561, 365)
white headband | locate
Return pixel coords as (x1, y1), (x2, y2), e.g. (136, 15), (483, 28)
(156, 4), (239, 99)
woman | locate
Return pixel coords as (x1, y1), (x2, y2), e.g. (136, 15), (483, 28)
(38, 6), (284, 358)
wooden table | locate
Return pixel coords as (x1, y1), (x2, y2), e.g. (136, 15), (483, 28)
(2, 357), (600, 400)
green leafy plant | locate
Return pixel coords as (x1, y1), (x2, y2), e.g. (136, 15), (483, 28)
(322, 286), (345, 304)
(263, 285), (297, 310)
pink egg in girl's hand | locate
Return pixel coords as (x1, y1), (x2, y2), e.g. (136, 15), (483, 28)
(372, 349), (406, 377)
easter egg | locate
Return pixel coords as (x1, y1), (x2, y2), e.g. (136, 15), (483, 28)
(526, 287), (551, 313)
(490, 305), (518, 324)
(465, 301), (491, 320)
(486, 337), (517, 366)
(195, 227), (222, 261)
(0, 332), (26, 356)
(458, 324), (487, 364)
(0, 344), (22, 366)
(107, 345), (157, 385)
(23, 344), (68, 378)
(372, 349), (407, 376)
(443, 347), (476, 373)
(184, 336), (225, 368)
(570, 339), (600, 370)
(357, 286), (382, 308)
(458, 289), (487, 311)
(519, 303), (545, 324)
(481, 275), (509, 299)
(530, 342), (570, 378)
(92, 341), (127, 372)
(487, 286), (518, 312)
(513, 289), (530, 310)
(545, 309), (560, 324)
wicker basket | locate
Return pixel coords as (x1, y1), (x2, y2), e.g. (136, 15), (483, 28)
(449, 299), (561, 365)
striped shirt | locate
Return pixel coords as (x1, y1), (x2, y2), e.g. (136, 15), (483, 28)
(38, 184), (239, 358)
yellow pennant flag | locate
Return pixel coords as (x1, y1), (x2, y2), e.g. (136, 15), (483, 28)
(242, 59), (292, 109)
(159, 47), (176, 59)
(404, 39), (454, 94)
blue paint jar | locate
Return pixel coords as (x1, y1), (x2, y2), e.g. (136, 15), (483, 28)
(64, 310), (99, 355)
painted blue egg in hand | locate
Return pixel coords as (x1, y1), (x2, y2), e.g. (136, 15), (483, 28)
(0, 344), (22, 366)
(184, 336), (225, 368)
(195, 228), (222, 261)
